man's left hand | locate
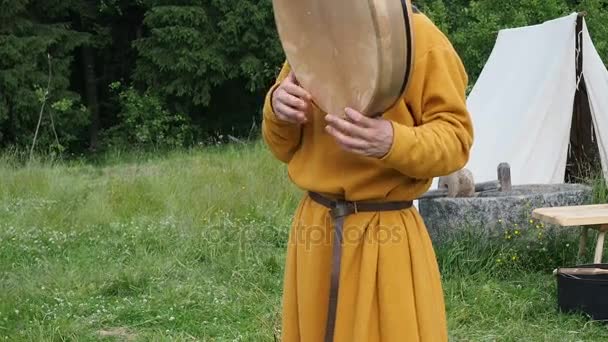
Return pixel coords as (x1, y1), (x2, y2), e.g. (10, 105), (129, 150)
(324, 107), (393, 158)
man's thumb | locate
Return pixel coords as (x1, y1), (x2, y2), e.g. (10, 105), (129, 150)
(288, 71), (300, 85)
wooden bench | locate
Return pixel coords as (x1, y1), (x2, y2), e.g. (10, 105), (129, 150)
(532, 204), (608, 264)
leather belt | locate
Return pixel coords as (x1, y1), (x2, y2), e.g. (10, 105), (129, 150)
(307, 191), (413, 342)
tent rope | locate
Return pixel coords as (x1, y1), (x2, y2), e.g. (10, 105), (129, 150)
(575, 29), (584, 90)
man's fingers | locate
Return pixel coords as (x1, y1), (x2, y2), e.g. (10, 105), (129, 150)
(344, 107), (375, 128)
(278, 91), (309, 112)
(276, 102), (301, 118)
(287, 71), (296, 82)
(287, 71), (299, 85)
(324, 114), (369, 139)
(283, 82), (312, 102)
(325, 124), (367, 150)
(276, 103), (307, 123)
(276, 112), (302, 124)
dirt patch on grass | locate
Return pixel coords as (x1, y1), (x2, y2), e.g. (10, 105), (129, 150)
(97, 327), (137, 340)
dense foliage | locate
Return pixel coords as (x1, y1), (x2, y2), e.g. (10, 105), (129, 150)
(1, 0), (606, 154)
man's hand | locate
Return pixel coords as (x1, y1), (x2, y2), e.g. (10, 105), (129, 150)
(324, 108), (394, 158)
(271, 71), (313, 124)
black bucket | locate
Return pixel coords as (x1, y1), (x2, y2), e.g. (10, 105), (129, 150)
(556, 264), (608, 321)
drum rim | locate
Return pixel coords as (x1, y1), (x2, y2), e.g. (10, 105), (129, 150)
(399, 0), (415, 104)
(271, 0), (416, 117)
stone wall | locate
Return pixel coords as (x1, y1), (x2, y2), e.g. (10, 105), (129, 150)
(418, 184), (593, 245)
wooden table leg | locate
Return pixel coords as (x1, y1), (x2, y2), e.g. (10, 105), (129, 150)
(594, 225), (608, 264)
(579, 226), (589, 258)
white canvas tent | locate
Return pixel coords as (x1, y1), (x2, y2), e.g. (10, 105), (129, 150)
(429, 12), (608, 191)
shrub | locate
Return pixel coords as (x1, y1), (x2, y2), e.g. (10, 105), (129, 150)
(102, 82), (193, 150)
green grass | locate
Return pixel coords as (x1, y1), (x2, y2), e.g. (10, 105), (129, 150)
(0, 142), (607, 341)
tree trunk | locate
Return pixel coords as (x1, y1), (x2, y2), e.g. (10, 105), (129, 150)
(82, 44), (100, 151)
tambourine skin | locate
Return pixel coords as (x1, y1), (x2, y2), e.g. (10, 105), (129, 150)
(272, 0), (415, 117)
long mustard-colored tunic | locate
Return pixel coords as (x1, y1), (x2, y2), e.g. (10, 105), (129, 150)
(262, 12), (474, 342)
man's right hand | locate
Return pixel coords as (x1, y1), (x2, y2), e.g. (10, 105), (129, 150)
(271, 71), (313, 124)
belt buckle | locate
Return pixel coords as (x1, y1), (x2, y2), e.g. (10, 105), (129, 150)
(330, 199), (357, 219)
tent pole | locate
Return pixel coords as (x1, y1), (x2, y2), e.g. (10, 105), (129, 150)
(567, 13), (586, 183)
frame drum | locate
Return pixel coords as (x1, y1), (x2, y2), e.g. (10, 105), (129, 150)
(272, 0), (415, 117)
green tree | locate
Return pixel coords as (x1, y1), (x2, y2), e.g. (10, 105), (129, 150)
(132, 0), (284, 138)
(576, 0), (608, 59)
(70, 0), (145, 151)
(1, 0), (607, 154)
(0, 0), (89, 153)
(421, 0), (572, 84)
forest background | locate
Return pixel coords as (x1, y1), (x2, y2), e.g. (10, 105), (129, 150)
(2, 0), (607, 157)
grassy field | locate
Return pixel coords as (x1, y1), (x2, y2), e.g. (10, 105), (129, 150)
(1, 142), (607, 341)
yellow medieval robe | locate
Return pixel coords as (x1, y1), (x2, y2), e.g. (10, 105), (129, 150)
(261, 12), (474, 342)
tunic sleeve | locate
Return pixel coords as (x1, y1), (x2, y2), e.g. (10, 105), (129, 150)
(379, 46), (474, 179)
(261, 61), (303, 163)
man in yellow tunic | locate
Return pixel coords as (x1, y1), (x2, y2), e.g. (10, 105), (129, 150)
(261, 8), (474, 342)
